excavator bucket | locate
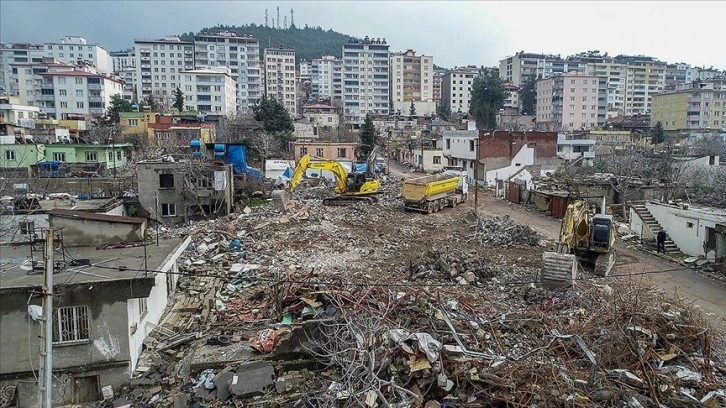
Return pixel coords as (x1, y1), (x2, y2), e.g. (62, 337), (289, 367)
(593, 250), (616, 277)
(541, 251), (577, 287)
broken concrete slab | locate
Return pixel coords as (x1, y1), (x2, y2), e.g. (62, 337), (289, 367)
(215, 371), (235, 401)
(229, 361), (275, 397)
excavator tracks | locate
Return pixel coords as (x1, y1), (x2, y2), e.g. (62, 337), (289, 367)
(593, 250), (616, 277)
(322, 195), (379, 206)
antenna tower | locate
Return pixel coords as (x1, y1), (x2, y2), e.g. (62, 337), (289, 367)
(290, 8), (294, 26)
(284, 16), (287, 29)
(276, 7), (280, 29)
(265, 9), (268, 27)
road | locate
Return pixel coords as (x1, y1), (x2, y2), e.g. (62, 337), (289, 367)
(387, 159), (726, 341)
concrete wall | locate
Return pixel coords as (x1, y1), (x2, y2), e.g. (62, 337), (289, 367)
(293, 142), (357, 161)
(0, 281), (153, 406)
(0, 213), (49, 243)
(411, 149), (444, 172)
(485, 145), (535, 186)
(49, 216), (146, 247)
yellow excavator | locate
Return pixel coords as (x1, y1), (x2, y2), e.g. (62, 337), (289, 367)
(542, 198), (617, 278)
(283, 154), (381, 205)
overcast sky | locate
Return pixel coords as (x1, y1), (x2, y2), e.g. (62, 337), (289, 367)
(1, 1), (724, 69)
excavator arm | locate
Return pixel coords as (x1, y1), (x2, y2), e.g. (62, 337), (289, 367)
(288, 154), (349, 194)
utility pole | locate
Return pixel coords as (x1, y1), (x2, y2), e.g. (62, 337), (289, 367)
(474, 139), (479, 210)
(37, 229), (54, 408)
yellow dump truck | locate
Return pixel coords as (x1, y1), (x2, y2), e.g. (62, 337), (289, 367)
(402, 170), (468, 213)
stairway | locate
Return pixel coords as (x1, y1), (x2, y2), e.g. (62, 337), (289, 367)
(630, 202), (683, 257)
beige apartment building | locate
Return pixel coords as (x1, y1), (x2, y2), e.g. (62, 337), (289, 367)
(536, 72), (606, 131)
(263, 47), (296, 117)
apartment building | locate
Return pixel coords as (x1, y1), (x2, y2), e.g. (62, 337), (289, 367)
(665, 63), (696, 87)
(134, 36), (195, 106)
(341, 36), (391, 126)
(37, 67), (123, 118)
(433, 69), (445, 103)
(11, 59), (74, 106)
(618, 55), (666, 116)
(111, 50), (136, 72)
(44, 36), (112, 74)
(299, 60), (312, 82)
(0, 43), (46, 95)
(441, 66), (478, 115)
(309, 55), (342, 99)
(389, 49), (433, 102)
(179, 67), (237, 116)
(263, 47), (297, 117)
(503, 83), (520, 114)
(117, 68), (136, 101)
(536, 72), (606, 131)
(193, 32), (262, 111)
(651, 80), (726, 134)
(499, 51), (587, 86)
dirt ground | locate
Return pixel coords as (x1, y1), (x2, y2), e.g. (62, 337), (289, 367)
(388, 160), (726, 345)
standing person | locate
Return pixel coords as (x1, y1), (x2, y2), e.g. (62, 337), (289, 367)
(656, 228), (667, 254)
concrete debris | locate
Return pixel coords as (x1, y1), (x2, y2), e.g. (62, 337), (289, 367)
(112, 177), (725, 407)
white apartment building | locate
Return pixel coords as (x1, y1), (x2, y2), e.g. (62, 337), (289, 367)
(441, 66), (479, 115)
(116, 68), (136, 101)
(0, 95), (41, 127)
(134, 36), (195, 106)
(582, 60), (626, 117)
(111, 50), (136, 73)
(0, 43), (46, 96)
(36, 67), (123, 118)
(619, 55), (666, 115)
(441, 123), (480, 183)
(11, 59), (74, 107)
(179, 67), (237, 116)
(389, 49), (434, 103)
(536, 72), (606, 131)
(194, 32), (262, 111)
(299, 60), (312, 83)
(44, 36), (112, 74)
(263, 47), (297, 117)
(342, 36), (391, 126)
(309, 56), (342, 100)
(499, 52), (586, 86)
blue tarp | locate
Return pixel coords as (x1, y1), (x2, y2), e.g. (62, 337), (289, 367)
(224, 145), (262, 180)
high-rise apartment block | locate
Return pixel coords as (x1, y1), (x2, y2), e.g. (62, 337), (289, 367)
(193, 32), (262, 111)
(389, 49), (433, 103)
(133, 36), (195, 105)
(499, 52), (587, 86)
(308, 56), (342, 100)
(111, 50), (136, 73)
(263, 47), (297, 116)
(651, 79), (726, 133)
(441, 66), (479, 115)
(179, 67), (237, 116)
(341, 36), (390, 125)
(0, 43), (46, 96)
(536, 72), (607, 131)
(44, 36), (112, 74)
(432, 69), (445, 103)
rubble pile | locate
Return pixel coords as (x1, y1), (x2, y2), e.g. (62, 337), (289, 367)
(471, 214), (544, 246)
(107, 179), (724, 407)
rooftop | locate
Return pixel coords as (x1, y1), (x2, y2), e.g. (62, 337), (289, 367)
(47, 209), (145, 225)
(0, 238), (183, 290)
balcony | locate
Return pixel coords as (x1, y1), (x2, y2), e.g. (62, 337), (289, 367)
(88, 96), (103, 102)
(87, 84), (102, 90)
(37, 83), (54, 89)
(141, 72), (151, 77)
(37, 95), (54, 101)
(185, 58), (193, 62)
(141, 64), (151, 69)
(140, 56), (151, 62)
(141, 79), (151, 84)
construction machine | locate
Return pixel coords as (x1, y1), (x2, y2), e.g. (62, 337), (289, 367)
(542, 198), (617, 279)
(281, 154), (381, 205)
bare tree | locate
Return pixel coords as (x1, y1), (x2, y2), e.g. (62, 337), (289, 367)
(595, 150), (654, 219)
(250, 132), (281, 164)
(215, 112), (260, 143)
(692, 136), (726, 158)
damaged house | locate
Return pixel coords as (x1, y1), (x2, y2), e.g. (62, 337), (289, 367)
(136, 159), (234, 225)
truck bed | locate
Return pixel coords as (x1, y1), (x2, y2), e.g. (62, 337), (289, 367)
(402, 174), (460, 201)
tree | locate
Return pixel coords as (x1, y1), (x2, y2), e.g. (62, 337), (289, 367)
(651, 121), (666, 145)
(252, 96), (294, 142)
(142, 94), (161, 113)
(436, 101), (450, 121)
(359, 114), (377, 158)
(594, 150), (655, 219)
(692, 136), (726, 157)
(105, 94), (132, 124)
(250, 132), (281, 165)
(469, 68), (507, 130)
(409, 101), (416, 117)
(173, 87), (185, 113)
(519, 75), (537, 115)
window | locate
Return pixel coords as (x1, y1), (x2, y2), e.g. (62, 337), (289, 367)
(77, 102), (84, 109)
(117, 151), (122, 161)
(58, 89), (67, 96)
(138, 298), (148, 319)
(52, 306), (90, 344)
(60, 102), (68, 108)
(20, 221), (34, 235)
(433, 156), (441, 164)
(53, 152), (66, 162)
(686, 222), (694, 228)
(316, 148), (324, 156)
(300, 147), (308, 155)
(128, 119), (138, 126)
(76, 89), (84, 97)
(337, 148), (347, 158)
(161, 203), (176, 217)
(58, 77), (66, 85)
(85, 152), (97, 162)
(469, 140), (475, 152)
(75, 77), (83, 84)
(4, 150), (15, 161)
(159, 173), (175, 188)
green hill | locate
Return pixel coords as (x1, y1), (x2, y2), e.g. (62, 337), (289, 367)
(179, 24), (352, 63)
